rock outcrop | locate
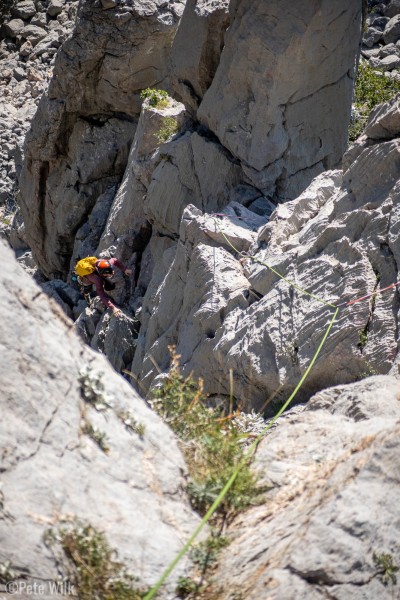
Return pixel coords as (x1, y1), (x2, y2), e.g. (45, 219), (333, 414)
(197, 0), (362, 200)
(132, 94), (400, 413)
(18, 0), (184, 278)
(0, 238), (202, 596)
(16, 0), (362, 284)
(170, 0), (230, 114)
(202, 375), (400, 599)
(0, 0), (77, 230)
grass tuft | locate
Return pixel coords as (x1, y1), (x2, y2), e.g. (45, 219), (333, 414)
(150, 349), (266, 519)
(156, 117), (179, 144)
(45, 523), (148, 599)
(140, 88), (169, 109)
(373, 552), (399, 586)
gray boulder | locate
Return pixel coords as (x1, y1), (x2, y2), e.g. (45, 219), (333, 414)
(11, 0), (36, 19)
(0, 238), (202, 596)
(2, 18), (25, 38)
(202, 376), (400, 599)
(197, 0), (362, 201)
(384, 0), (400, 18)
(47, 0), (64, 17)
(364, 93), (400, 139)
(21, 24), (48, 45)
(30, 30), (62, 58)
(18, 0), (184, 278)
(90, 310), (139, 373)
(170, 0), (230, 114)
(368, 13), (390, 29)
(378, 42), (400, 56)
(383, 13), (400, 43)
(369, 54), (400, 70)
(131, 96), (400, 412)
(307, 374), (400, 420)
(363, 26), (383, 47)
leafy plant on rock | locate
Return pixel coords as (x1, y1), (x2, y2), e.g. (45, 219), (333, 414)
(150, 349), (265, 519)
(373, 552), (399, 586)
(156, 117), (179, 144)
(175, 576), (199, 598)
(81, 421), (110, 453)
(140, 88), (169, 109)
(44, 522), (148, 600)
(79, 366), (145, 438)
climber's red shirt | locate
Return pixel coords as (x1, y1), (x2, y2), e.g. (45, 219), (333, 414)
(81, 258), (127, 309)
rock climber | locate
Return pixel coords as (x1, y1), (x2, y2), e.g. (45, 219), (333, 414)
(74, 256), (132, 317)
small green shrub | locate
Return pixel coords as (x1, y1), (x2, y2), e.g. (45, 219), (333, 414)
(349, 61), (400, 142)
(0, 561), (16, 584)
(119, 409), (146, 437)
(373, 552), (399, 586)
(45, 523), (148, 600)
(156, 117), (179, 144)
(79, 366), (110, 411)
(175, 576), (199, 598)
(175, 533), (229, 597)
(189, 532), (229, 570)
(140, 88), (169, 109)
(358, 360), (379, 380)
(358, 328), (368, 350)
(150, 350), (265, 519)
(82, 421), (110, 453)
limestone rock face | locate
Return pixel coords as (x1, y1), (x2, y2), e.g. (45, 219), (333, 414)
(20, 116), (135, 278)
(197, 0), (362, 201)
(132, 202), (269, 393)
(203, 376), (400, 599)
(144, 130), (244, 237)
(170, 0), (230, 114)
(18, 0), (184, 277)
(97, 97), (191, 265)
(132, 97), (400, 413)
(0, 238), (202, 596)
(36, 0), (183, 118)
(94, 91), (252, 318)
(364, 92), (400, 139)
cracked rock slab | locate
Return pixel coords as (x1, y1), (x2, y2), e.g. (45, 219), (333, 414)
(203, 376), (400, 599)
(0, 239), (203, 597)
(131, 97), (400, 411)
(197, 0), (362, 200)
(18, 0), (183, 277)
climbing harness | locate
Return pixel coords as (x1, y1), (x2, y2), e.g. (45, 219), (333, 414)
(71, 273), (93, 306)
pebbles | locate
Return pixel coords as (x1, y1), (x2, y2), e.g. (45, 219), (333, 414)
(362, 1), (400, 71)
(0, 0), (78, 217)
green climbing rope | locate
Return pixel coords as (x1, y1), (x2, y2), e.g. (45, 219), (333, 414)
(143, 215), (339, 600)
